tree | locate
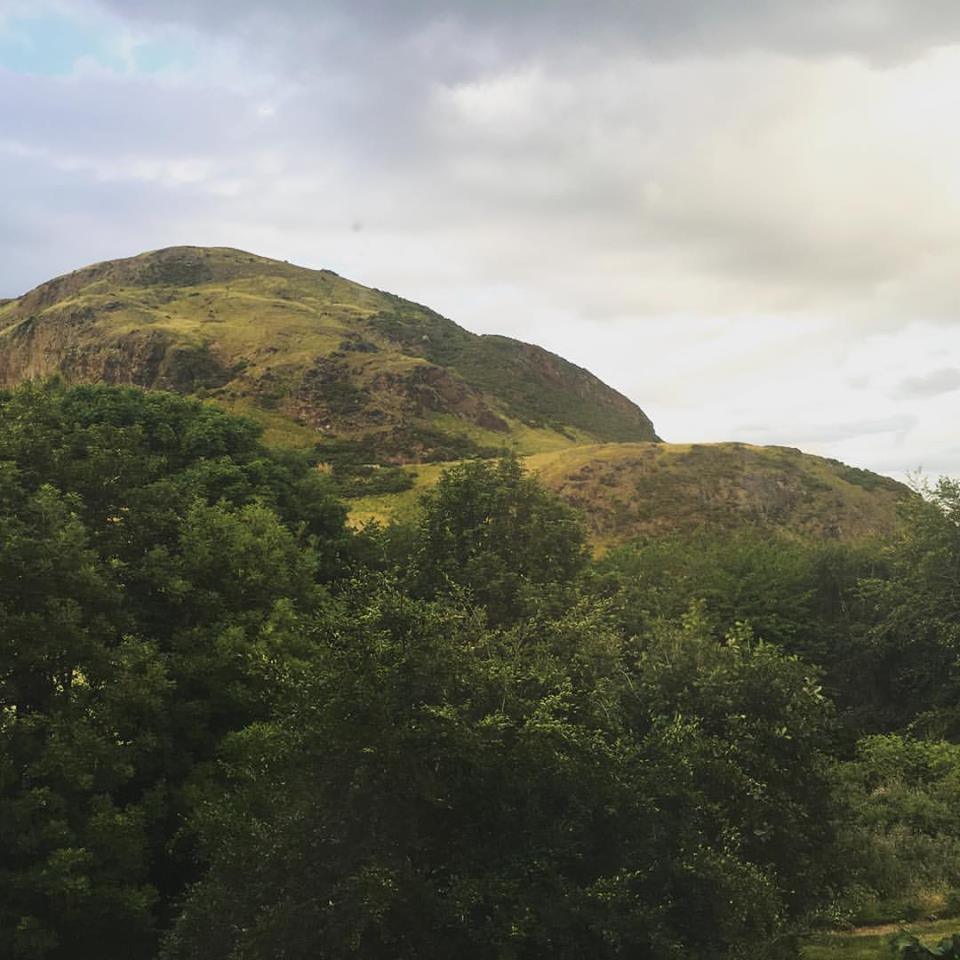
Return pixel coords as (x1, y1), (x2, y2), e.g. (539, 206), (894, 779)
(0, 382), (348, 959)
(163, 589), (838, 960)
(855, 477), (960, 736)
(0, 474), (163, 958)
(411, 456), (588, 625)
(594, 530), (882, 669)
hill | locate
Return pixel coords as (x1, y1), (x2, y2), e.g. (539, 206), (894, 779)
(0, 246), (658, 460)
(349, 442), (910, 546)
(0, 246), (910, 545)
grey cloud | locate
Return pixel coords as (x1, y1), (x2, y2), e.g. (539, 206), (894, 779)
(0, 69), (249, 158)
(0, 139), (238, 295)
(95, 0), (960, 65)
(737, 414), (918, 445)
(2, 6), (930, 319)
(895, 367), (960, 399)
(866, 447), (960, 479)
(6, 6), (960, 327)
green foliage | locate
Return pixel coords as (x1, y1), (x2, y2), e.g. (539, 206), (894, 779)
(0, 381), (348, 960)
(333, 464), (416, 498)
(0, 476), (162, 958)
(823, 458), (905, 494)
(411, 456), (589, 625)
(314, 438), (417, 498)
(3, 376), (955, 960)
(632, 606), (841, 925)
(162, 586), (838, 960)
(160, 341), (234, 392)
(597, 531), (825, 652)
(366, 303), (475, 367)
(594, 530), (884, 734)
(0, 379), (347, 552)
(317, 426), (506, 466)
(892, 931), (960, 958)
(385, 424), (508, 462)
(834, 736), (960, 925)
(855, 478), (960, 736)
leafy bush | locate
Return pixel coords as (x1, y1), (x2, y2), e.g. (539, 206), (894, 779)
(834, 736), (960, 925)
(892, 931), (960, 958)
(593, 530), (882, 687)
(334, 463), (415, 498)
(855, 478), (960, 737)
(10, 379), (960, 960)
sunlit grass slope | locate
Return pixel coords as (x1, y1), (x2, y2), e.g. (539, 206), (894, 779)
(0, 246), (909, 546)
(0, 246), (657, 460)
(350, 442), (909, 545)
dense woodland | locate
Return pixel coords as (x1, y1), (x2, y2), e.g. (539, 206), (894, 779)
(2, 381), (960, 959)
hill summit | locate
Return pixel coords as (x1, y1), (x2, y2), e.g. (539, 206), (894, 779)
(0, 246), (658, 461)
(0, 245), (911, 543)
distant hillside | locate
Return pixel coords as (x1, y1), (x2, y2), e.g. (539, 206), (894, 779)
(0, 246), (910, 547)
(0, 246), (658, 460)
(349, 442), (910, 546)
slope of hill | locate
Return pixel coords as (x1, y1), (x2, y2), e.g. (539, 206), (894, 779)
(349, 442), (910, 546)
(0, 246), (658, 460)
(0, 246), (910, 547)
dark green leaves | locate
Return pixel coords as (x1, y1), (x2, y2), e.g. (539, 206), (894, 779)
(411, 455), (588, 625)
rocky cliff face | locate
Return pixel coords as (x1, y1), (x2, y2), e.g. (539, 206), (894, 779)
(0, 246), (659, 459)
(0, 315), (234, 393)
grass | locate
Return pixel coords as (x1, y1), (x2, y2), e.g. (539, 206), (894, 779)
(445, 333), (659, 442)
(426, 412), (595, 457)
(803, 918), (960, 959)
(526, 441), (908, 544)
(0, 245), (658, 461)
(344, 442), (909, 546)
(219, 400), (321, 450)
(89, 285), (351, 367)
(347, 462), (446, 529)
(0, 245), (913, 547)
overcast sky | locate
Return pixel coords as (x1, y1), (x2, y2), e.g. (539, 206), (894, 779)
(1, 0), (959, 479)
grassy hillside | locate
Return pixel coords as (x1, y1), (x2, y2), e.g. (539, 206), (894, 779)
(349, 442), (910, 546)
(0, 246), (658, 460)
(0, 246), (909, 546)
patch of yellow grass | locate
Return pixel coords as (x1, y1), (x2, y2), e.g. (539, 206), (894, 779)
(344, 441), (907, 547)
(347, 462), (447, 529)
